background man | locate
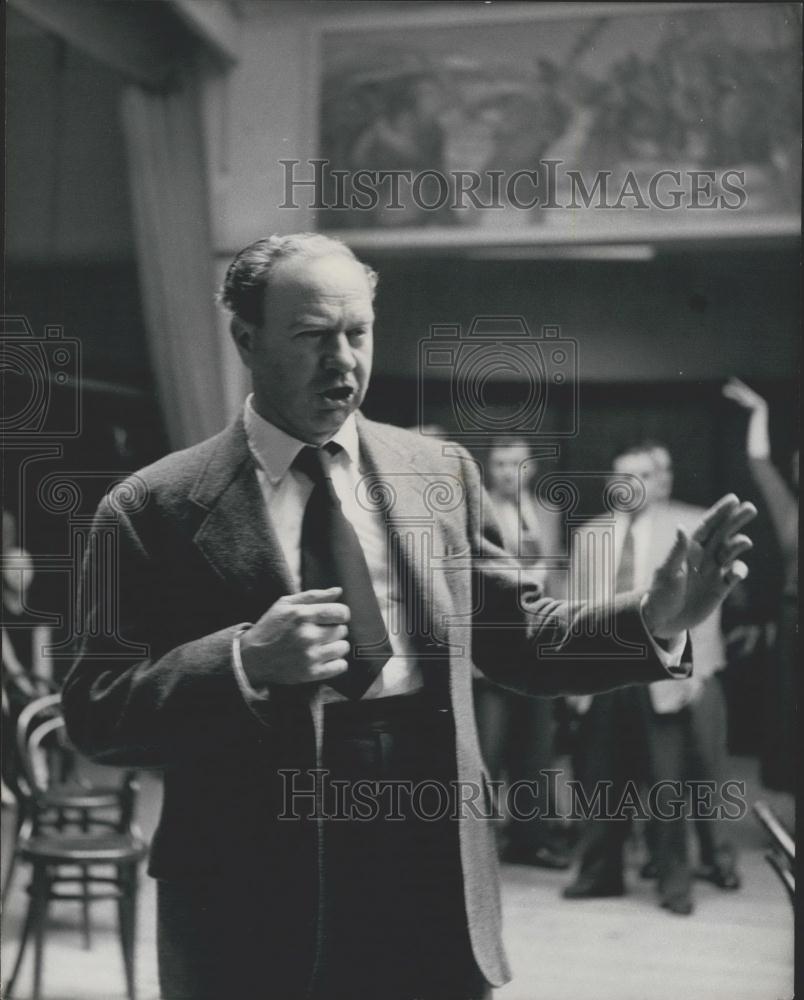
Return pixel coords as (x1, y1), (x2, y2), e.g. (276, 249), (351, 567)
(474, 439), (570, 869)
(564, 443), (740, 916)
(643, 442), (740, 892)
(63, 234), (755, 1000)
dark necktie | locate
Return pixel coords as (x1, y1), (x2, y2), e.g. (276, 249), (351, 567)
(294, 444), (393, 699)
(615, 516), (636, 593)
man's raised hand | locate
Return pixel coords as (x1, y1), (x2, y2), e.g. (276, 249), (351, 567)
(240, 587), (350, 688)
(642, 494), (756, 640)
(722, 377), (768, 413)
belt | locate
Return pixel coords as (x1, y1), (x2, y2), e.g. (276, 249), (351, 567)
(323, 689), (451, 731)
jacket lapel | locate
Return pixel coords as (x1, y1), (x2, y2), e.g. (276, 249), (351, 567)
(189, 419), (295, 616)
(188, 414), (456, 653)
(356, 416), (456, 660)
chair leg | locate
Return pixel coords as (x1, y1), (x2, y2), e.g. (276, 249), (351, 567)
(2, 847), (20, 910)
(1, 808), (24, 910)
(117, 864), (138, 1000)
(78, 810), (95, 948)
(5, 866), (39, 997)
(31, 866), (52, 1000)
(81, 864), (92, 949)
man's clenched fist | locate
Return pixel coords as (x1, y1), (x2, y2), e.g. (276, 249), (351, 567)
(240, 587), (351, 688)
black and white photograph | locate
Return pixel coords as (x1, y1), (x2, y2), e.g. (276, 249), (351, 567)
(1, 3), (799, 999)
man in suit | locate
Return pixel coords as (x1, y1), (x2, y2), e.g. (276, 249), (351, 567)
(564, 444), (740, 915)
(473, 439), (569, 869)
(643, 442), (741, 893)
(62, 235), (755, 999)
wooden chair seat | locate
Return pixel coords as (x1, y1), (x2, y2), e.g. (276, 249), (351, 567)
(40, 784), (123, 811)
(19, 833), (148, 866)
(3, 694), (137, 907)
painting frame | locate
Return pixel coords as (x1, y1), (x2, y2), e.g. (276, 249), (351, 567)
(306, 1), (801, 255)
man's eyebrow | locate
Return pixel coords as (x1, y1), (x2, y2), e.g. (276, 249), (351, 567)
(289, 312), (372, 330)
(288, 312), (335, 328)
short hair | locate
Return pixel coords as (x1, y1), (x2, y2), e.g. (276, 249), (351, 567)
(611, 443), (651, 467)
(642, 439), (673, 471)
(218, 233), (379, 327)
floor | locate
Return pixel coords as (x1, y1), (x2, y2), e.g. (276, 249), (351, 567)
(1, 758), (793, 1000)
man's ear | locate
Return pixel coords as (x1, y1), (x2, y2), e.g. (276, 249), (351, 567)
(230, 316), (256, 364)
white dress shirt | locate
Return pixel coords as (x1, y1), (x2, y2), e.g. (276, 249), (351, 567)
(490, 495), (546, 563)
(233, 396), (421, 703)
(626, 509), (702, 714)
(568, 509), (688, 715)
(233, 400), (685, 709)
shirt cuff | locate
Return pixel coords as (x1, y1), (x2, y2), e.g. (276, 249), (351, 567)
(639, 595), (688, 676)
(231, 623), (272, 708)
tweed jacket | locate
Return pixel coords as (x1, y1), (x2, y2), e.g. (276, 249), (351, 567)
(62, 415), (690, 989)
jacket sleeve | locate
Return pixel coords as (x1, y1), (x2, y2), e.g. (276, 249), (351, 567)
(458, 450), (692, 697)
(61, 496), (267, 769)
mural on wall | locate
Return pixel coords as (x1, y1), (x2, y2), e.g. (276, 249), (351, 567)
(317, 4), (801, 235)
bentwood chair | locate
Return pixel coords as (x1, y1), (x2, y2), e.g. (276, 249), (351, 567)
(4, 696), (148, 1000)
(2, 693), (136, 921)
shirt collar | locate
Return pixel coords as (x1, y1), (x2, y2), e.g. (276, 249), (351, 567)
(243, 394), (360, 484)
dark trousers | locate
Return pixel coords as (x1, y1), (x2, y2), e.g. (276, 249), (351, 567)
(157, 693), (491, 1000)
(474, 679), (561, 850)
(572, 678), (735, 900)
(644, 674), (735, 884)
(570, 686), (646, 892)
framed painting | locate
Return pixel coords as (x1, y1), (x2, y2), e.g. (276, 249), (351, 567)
(309, 2), (800, 251)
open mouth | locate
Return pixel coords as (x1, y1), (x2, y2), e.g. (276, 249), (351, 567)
(320, 385), (354, 403)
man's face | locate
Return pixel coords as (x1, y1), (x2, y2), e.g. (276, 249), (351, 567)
(613, 451), (661, 513)
(488, 444), (531, 501)
(236, 254), (374, 444)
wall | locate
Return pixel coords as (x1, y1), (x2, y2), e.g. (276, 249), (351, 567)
(5, 11), (135, 261)
(194, 1), (798, 638)
(5, 10), (151, 390)
(199, 2), (799, 408)
(366, 250), (799, 383)
(6, 2), (798, 415)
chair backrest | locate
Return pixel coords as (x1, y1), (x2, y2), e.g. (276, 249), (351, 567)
(14, 692), (142, 835)
(16, 695), (66, 796)
(28, 715), (68, 790)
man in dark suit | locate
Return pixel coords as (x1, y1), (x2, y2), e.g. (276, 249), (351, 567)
(62, 234), (756, 1000)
